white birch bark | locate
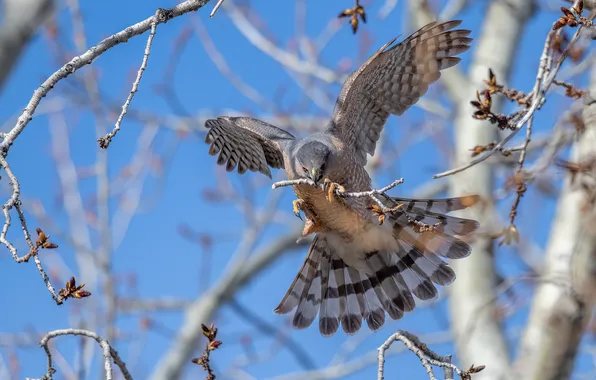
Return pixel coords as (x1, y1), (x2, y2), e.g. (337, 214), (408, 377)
(512, 50), (596, 380)
(410, 1), (536, 378)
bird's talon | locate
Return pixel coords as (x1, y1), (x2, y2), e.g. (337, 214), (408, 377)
(293, 199), (304, 220)
(368, 203), (403, 225)
(323, 178), (345, 202)
(301, 217), (323, 237)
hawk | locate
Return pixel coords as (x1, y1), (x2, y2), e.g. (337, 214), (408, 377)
(204, 20), (478, 336)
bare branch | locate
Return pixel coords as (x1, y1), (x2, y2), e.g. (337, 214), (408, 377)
(209, 0), (225, 18)
(2, 0), (212, 152)
(30, 329), (131, 380)
(408, 1), (471, 103)
(513, 20), (596, 375)
(98, 11), (160, 149)
(378, 330), (483, 380)
(0, 0), (215, 304)
(150, 227), (309, 379)
(434, 22), (586, 179)
(439, 0), (470, 22)
(274, 332), (453, 380)
(223, 0), (339, 83)
(442, 1), (537, 378)
(0, 0), (54, 90)
(272, 178), (404, 198)
(228, 299), (317, 370)
(117, 298), (190, 313)
(0, 155), (64, 303)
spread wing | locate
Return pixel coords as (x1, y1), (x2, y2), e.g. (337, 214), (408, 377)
(327, 20), (472, 165)
(204, 116), (295, 178)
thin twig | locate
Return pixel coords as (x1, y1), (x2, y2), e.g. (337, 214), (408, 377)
(272, 178), (406, 217)
(272, 178), (404, 196)
(434, 24), (587, 179)
(0, 154), (29, 262)
(507, 28), (556, 224)
(0, 155), (63, 303)
(98, 11), (160, 148)
(210, 0), (225, 17)
(272, 178), (405, 213)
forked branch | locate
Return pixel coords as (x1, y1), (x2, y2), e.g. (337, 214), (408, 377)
(28, 329), (131, 380)
(378, 330), (485, 380)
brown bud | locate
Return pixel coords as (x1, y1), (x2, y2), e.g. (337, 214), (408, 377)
(338, 9), (354, 18)
(350, 17), (358, 34)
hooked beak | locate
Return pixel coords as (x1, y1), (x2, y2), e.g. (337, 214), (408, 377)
(310, 168), (322, 184)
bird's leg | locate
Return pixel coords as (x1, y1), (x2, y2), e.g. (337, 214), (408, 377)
(301, 217), (324, 237)
(323, 178), (346, 202)
(369, 203), (403, 225)
(293, 199), (305, 221)
(293, 198), (321, 224)
(292, 198), (324, 237)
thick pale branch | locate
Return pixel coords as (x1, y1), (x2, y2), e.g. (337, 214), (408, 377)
(513, 24), (596, 377)
(0, 0), (54, 90)
(150, 227), (309, 380)
(408, 0), (471, 104)
(444, 1), (536, 379)
(223, 0), (339, 83)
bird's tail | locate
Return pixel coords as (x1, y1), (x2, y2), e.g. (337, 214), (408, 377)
(274, 195), (480, 336)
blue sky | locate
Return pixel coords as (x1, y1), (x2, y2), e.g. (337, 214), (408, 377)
(0, 0), (592, 379)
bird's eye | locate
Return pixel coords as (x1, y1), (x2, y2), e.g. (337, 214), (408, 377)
(302, 166), (308, 173)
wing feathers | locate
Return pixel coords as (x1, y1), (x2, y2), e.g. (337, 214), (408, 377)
(328, 20), (472, 165)
(204, 117), (295, 178)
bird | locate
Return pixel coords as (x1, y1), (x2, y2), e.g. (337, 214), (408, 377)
(203, 20), (479, 336)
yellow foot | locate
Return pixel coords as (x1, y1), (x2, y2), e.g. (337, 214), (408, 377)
(323, 178), (346, 202)
(293, 199), (304, 220)
(368, 203), (403, 225)
(301, 217), (323, 237)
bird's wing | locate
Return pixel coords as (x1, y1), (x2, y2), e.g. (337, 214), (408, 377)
(204, 116), (295, 178)
(326, 20), (472, 166)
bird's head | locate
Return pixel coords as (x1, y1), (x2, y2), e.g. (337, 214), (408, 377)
(295, 141), (331, 184)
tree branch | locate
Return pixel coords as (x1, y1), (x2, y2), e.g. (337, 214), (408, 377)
(30, 329), (131, 380)
(434, 23), (585, 179)
(0, 0), (54, 91)
(513, 16), (596, 376)
(150, 227), (309, 380)
(378, 330), (484, 380)
(0, 0), (214, 303)
(439, 1), (537, 378)
(98, 11), (160, 148)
